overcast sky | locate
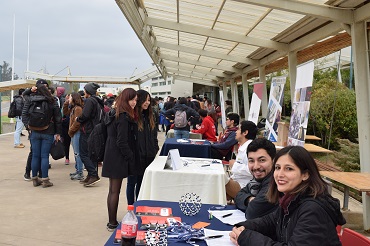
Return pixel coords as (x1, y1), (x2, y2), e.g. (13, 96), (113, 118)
(0, 0), (153, 79)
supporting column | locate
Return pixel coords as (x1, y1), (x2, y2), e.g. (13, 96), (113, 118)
(242, 73), (250, 120)
(259, 66), (268, 117)
(288, 51), (298, 107)
(230, 78), (238, 114)
(222, 81), (227, 101)
(352, 21), (370, 231)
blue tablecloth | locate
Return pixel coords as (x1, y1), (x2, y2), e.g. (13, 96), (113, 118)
(105, 200), (234, 246)
(159, 138), (211, 158)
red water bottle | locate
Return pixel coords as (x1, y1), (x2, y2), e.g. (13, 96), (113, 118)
(121, 205), (138, 246)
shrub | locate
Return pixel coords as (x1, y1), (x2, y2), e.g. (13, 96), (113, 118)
(332, 138), (360, 172)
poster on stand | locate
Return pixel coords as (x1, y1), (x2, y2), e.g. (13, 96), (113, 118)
(264, 76), (286, 142)
(288, 61), (314, 146)
(248, 83), (263, 125)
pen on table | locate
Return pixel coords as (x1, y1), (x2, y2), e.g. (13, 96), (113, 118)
(222, 213), (233, 218)
(206, 235), (224, 239)
(201, 164), (210, 167)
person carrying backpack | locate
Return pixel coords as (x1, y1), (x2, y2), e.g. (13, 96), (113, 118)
(76, 82), (104, 187)
(12, 88), (25, 148)
(102, 88), (140, 231)
(22, 84), (62, 188)
(164, 97), (199, 139)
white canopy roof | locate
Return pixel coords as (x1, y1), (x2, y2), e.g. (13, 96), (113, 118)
(116, 0), (369, 85)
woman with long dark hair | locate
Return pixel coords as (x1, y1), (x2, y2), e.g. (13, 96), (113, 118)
(126, 90), (159, 205)
(63, 92), (84, 180)
(22, 84), (62, 188)
(102, 88), (139, 231)
(230, 145), (345, 245)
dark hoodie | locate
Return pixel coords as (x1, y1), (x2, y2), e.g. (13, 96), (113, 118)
(77, 95), (104, 134)
(235, 193), (346, 246)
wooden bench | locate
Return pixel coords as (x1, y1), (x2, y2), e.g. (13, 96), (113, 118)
(319, 171), (370, 210)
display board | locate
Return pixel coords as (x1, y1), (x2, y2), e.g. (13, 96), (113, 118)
(264, 76), (286, 142)
(288, 61), (314, 146)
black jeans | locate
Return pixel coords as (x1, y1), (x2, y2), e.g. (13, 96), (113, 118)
(79, 132), (98, 177)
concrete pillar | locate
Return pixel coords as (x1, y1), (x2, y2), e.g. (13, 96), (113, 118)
(242, 73), (250, 120)
(288, 51), (298, 107)
(259, 66), (268, 117)
(222, 81), (227, 101)
(352, 21), (370, 230)
(230, 78), (238, 114)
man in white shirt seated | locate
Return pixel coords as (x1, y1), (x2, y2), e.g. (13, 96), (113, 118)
(225, 121), (258, 201)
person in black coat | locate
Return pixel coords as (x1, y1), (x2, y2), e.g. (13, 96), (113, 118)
(22, 84), (62, 188)
(102, 88), (139, 231)
(230, 146), (346, 246)
(126, 90), (159, 206)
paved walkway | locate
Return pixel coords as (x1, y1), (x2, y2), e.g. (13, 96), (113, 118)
(0, 130), (365, 245)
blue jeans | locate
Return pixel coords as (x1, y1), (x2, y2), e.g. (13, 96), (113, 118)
(14, 116), (24, 146)
(71, 130), (83, 174)
(126, 175), (143, 205)
(174, 129), (190, 139)
(79, 132), (98, 177)
(30, 131), (54, 178)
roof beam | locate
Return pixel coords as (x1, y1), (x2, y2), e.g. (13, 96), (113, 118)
(289, 21), (344, 52)
(174, 75), (218, 87)
(354, 3), (370, 23)
(160, 54), (241, 73)
(147, 17), (288, 51)
(157, 41), (259, 66)
(230, 0), (353, 24)
(165, 64), (227, 77)
(167, 68), (220, 79)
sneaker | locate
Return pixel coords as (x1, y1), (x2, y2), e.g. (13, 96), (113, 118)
(21, 133), (26, 136)
(71, 173), (84, 180)
(84, 176), (100, 187)
(69, 171), (78, 176)
(106, 222), (119, 232)
(65, 159), (70, 165)
(24, 173), (31, 181)
(79, 175), (90, 184)
(14, 144), (25, 148)
(20, 143), (25, 147)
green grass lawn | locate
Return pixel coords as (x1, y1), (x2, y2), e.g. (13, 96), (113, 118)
(1, 115), (11, 123)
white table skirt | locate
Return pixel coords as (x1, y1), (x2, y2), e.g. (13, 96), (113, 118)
(138, 156), (227, 205)
(167, 129), (202, 139)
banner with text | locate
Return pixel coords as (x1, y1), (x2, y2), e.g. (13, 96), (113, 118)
(264, 76), (286, 142)
(288, 61), (314, 146)
(248, 83), (263, 125)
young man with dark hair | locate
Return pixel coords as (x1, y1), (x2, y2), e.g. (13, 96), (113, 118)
(76, 82), (104, 187)
(225, 121), (258, 201)
(235, 138), (278, 219)
(210, 113), (239, 159)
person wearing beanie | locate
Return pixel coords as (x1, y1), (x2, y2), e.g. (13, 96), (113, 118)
(84, 82), (99, 96)
(76, 82), (104, 187)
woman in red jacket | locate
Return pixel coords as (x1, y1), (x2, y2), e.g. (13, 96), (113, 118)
(191, 109), (217, 142)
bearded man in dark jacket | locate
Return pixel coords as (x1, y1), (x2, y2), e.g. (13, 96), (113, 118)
(235, 138), (278, 219)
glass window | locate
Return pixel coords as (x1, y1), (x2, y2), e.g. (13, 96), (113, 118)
(159, 82), (166, 86)
(152, 83), (158, 87)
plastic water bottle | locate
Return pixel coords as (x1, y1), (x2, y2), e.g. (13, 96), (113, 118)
(121, 205), (138, 246)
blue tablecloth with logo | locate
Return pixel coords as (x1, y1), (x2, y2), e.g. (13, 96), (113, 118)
(159, 138), (211, 158)
(105, 200), (234, 246)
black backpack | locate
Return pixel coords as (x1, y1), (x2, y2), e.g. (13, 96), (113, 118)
(87, 97), (107, 162)
(7, 101), (17, 118)
(8, 96), (23, 118)
(28, 100), (51, 130)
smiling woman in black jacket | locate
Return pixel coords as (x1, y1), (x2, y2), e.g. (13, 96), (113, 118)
(126, 90), (159, 205)
(230, 146), (345, 246)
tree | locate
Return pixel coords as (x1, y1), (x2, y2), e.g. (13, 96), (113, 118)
(308, 70), (358, 150)
(1, 61), (19, 81)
